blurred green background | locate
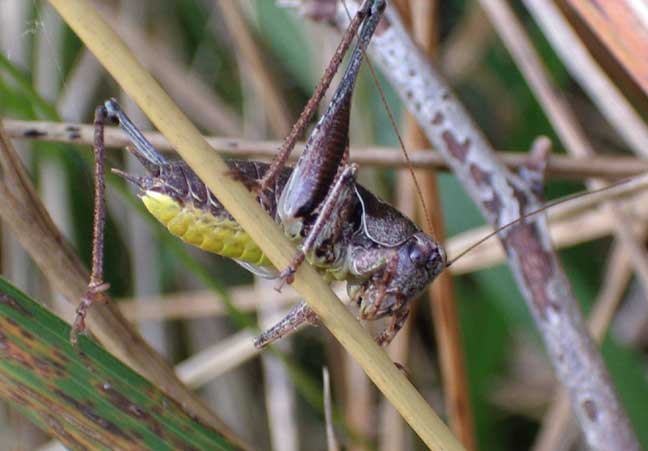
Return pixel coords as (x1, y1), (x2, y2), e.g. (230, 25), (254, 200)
(1, 1), (647, 450)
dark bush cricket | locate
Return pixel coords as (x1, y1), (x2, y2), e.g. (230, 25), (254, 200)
(72, 0), (635, 348)
(72, 0), (449, 347)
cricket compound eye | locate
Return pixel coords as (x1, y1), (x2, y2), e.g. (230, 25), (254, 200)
(408, 241), (429, 267)
(408, 233), (447, 276)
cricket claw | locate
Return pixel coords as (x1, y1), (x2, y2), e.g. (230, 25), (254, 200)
(275, 247), (308, 292)
(70, 281), (110, 344)
(274, 266), (296, 292)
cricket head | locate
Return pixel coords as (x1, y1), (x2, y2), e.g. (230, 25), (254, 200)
(350, 231), (446, 320)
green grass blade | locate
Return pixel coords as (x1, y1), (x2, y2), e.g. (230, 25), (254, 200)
(0, 277), (239, 451)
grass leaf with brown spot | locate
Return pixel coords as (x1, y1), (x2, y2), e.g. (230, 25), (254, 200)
(0, 277), (239, 451)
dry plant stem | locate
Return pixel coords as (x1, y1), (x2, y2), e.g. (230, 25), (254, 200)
(449, 187), (648, 275)
(10, 119), (648, 180)
(533, 236), (641, 451)
(328, 2), (638, 449)
(0, 121), (247, 448)
(478, 0), (591, 159)
(588, 240), (641, 342)
(391, 0), (410, 22)
(564, 0), (648, 101)
(47, 1), (465, 449)
(216, 0), (291, 137)
(323, 367), (340, 451)
(344, 356), (372, 451)
(441, 4), (492, 82)
(480, 0), (648, 312)
(118, 284), (330, 321)
(256, 278), (299, 451)
(405, 1), (475, 448)
(175, 328), (259, 389)
(523, 0), (648, 156)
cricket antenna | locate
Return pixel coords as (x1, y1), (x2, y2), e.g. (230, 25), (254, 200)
(444, 174), (648, 268)
(340, 0), (438, 240)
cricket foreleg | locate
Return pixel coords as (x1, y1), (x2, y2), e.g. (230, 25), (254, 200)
(276, 164), (357, 290)
(70, 105), (112, 343)
(254, 301), (319, 348)
(362, 253), (398, 320)
(374, 305), (410, 347)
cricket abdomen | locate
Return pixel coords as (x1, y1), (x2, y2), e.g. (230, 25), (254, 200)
(141, 190), (272, 267)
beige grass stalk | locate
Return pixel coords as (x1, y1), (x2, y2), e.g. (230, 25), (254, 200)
(46, 0), (464, 449)
(8, 119), (648, 179)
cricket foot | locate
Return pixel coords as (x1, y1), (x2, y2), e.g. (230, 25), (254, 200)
(70, 281), (110, 344)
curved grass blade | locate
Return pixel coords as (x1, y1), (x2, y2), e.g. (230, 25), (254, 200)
(0, 276), (239, 451)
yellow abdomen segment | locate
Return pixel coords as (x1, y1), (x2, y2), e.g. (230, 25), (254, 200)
(141, 191), (272, 267)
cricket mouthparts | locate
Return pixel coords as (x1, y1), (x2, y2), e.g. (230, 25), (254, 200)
(111, 168), (144, 187)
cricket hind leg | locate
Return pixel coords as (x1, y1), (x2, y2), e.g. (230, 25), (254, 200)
(233, 1), (375, 196)
(70, 105), (112, 343)
(254, 300), (319, 348)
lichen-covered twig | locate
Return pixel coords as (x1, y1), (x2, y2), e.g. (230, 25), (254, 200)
(316, 2), (639, 450)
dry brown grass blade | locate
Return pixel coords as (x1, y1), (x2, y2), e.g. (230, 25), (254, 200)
(323, 367), (340, 451)
(565, 0), (648, 100)
(117, 285), (294, 321)
(524, 0), (648, 156)
(0, 120), (248, 448)
(448, 183), (648, 275)
(441, 3), (492, 82)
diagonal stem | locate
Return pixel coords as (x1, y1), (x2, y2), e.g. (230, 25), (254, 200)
(46, 0), (466, 449)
